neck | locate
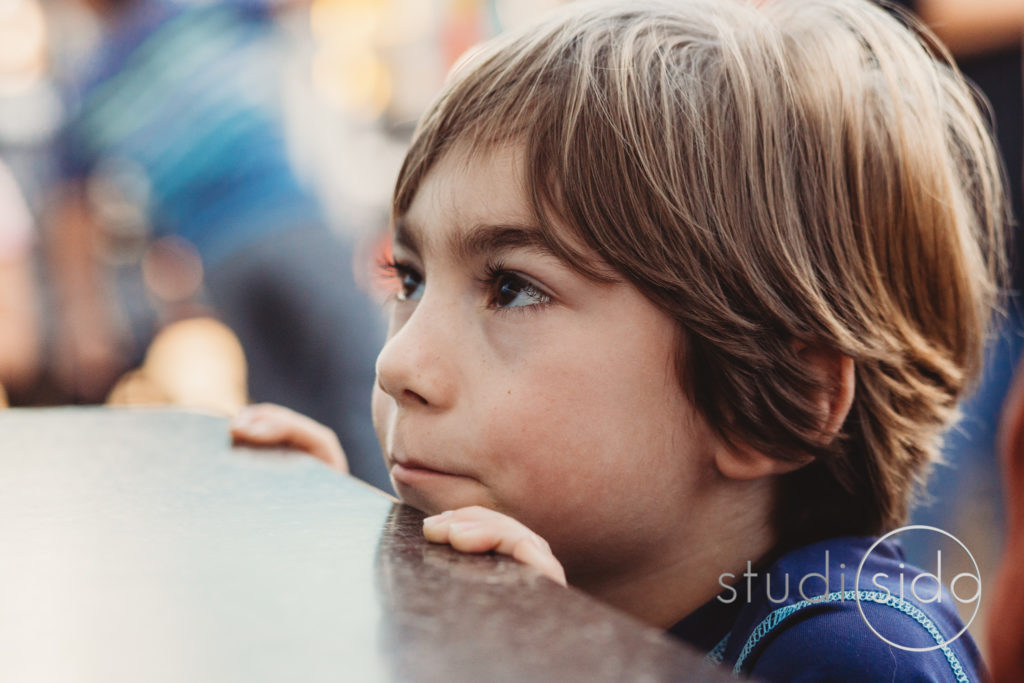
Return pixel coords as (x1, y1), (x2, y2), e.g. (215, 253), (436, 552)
(570, 477), (778, 629)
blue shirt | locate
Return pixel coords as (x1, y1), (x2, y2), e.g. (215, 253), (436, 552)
(58, 0), (325, 266)
(669, 536), (985, 681)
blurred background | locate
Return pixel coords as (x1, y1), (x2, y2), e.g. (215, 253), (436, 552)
(0, 0), (1020, 654)
(0, 0), (567, 489)
(884, 0), (1024, 651)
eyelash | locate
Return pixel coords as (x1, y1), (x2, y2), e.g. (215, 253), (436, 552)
(480, 259), (552, 313)
(377, 256), (552, 313)
(376, 256), (403, 281)
(377, 256), (419, 302)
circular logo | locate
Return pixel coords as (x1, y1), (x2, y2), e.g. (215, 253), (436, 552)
(854, 525), (981, 652)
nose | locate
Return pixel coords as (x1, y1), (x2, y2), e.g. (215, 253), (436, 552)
(375, 300), (458, 410)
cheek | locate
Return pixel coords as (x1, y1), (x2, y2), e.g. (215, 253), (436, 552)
(472, 335), (704, 516)
(371, 383), (391, 450)
(476, 367), (643, 496)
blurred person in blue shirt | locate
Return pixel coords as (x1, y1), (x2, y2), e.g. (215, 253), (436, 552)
(50, 0), (389, 489)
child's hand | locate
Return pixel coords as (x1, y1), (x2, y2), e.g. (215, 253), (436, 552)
(230, 403), (348, 473)
(422, 506), (567, 586)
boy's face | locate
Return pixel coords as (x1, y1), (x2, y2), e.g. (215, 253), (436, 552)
(372, 144), (721, 577)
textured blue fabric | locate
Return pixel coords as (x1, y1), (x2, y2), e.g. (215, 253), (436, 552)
(669, 537), (986, 681)
(57, 0), (323, 266)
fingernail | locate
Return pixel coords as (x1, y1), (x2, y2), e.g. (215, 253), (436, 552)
(231, 410), (254, 428)
(247, 421), (272, 437)
(423, 511), (453, 526)
(448, 522), (479, 535)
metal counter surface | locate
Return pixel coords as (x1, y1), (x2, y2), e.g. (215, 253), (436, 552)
(0, 408), (728, 682)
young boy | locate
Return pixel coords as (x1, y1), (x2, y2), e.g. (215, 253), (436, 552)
(232, 0), (1006, 678)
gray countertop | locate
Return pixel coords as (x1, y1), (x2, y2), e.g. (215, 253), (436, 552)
(0, 407), (728, 682)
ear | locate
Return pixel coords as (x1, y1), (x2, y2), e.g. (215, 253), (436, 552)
(795, 344), (856, 445)
(715, 444), (813, 481)
(714, 346), (855, 482)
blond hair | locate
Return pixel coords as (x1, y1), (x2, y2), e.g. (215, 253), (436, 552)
(393, 0), (1008, 547)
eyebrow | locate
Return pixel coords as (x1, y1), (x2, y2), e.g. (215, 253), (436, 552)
(394, 217), (565, 263)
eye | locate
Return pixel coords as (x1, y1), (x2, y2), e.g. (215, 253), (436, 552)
(490, 272), (551, 309)
(380, 258), (424, 301)
(396, 265), (424, 301)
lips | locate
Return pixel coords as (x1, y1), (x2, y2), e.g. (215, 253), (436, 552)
(384, 425), (474, 483)
(390, 459), (471, 495)
(390, 450), (465, 476)
(392, 455), (448, 475)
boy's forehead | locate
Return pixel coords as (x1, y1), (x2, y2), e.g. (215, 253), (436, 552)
(396, 144), (554, 256)
(412, 144), (531, 223)
(393, 213), (564, 265)
(394, 141), (617, 281)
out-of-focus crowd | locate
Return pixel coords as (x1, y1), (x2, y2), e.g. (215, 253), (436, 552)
(0, 0), (564, 490)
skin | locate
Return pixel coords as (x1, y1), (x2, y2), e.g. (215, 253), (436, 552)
(233, 144), (850, 629)
(231, 403), (347, 472)
(987, 360), (1024, 681)
(914, 0), (1024, 56)
(0, 163), (40, 397)
(0, 258), (40, 395)
(49, 186), (130, 402)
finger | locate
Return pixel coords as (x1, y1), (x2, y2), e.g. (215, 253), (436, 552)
(448, 521), (566, 585)
(421, 510), (455, 544)
(423, 507), (566, 585)
(230, 404), (348, 472)
(422, 506), (497, 546)
(511, 536), (567, 586)
(453, 517), (530, 553)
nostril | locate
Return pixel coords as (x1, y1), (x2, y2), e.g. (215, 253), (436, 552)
(404, 389), (428, 405)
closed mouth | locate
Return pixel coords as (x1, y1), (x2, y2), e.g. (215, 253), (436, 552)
(394, 461), (445, 474)
(391, 453), (458, 475)
(389, 454), (475, 483)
